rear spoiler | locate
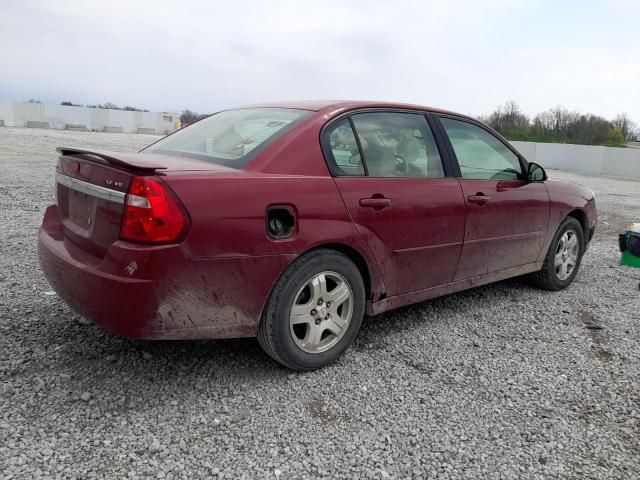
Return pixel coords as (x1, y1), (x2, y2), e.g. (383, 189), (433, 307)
(57, 147), (167, 172)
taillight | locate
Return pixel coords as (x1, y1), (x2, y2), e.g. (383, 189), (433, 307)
(120, 176), (189, 244)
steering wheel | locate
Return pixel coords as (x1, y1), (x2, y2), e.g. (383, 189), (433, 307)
(394, 154), (409, 175)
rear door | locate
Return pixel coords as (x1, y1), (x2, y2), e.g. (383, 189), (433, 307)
(323, 111), (466, 296)
(436, 116), (550, 280)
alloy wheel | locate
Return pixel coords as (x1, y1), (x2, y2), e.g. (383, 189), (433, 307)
(289, 271), (354, 354)
(555, 229), (579, 281)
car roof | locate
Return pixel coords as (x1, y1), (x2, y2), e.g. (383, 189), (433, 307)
(245, 100), (469, 118)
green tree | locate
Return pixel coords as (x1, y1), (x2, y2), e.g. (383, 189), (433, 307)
(612, 113), (637, 141)
(605, 128), (625, 146)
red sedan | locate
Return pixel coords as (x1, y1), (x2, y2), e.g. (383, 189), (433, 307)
(38, 101), (597, 370)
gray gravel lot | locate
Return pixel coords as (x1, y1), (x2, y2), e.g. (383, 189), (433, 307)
(1, 128), (639, 479)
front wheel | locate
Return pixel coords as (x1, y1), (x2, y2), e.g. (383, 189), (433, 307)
(258, 249), (365, 370)
(529, 217), (584, 290)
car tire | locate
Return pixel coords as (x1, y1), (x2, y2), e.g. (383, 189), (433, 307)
(529, 216), (585, 291)
(258, 249), (365, 371)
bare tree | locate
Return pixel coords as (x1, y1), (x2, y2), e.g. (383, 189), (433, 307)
(612, 112), (637, 141)
(532, 106), (580, 142)
(486, 101), (529, 135)
(549, 106), (579, 135)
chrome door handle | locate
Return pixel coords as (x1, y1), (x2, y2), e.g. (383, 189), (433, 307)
(467, 193), (490, 205)
(359, 197), (392, 209)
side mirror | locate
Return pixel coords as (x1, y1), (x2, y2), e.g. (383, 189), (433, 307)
(528, 162), (547, 182)
(349, 153), (362, 165)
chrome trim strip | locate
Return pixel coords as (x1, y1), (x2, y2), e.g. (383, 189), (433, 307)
(55, 172), (126, 204)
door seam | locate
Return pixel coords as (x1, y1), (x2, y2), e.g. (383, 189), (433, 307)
(450, 178), (467, 283)
(329, 176), (389, 300)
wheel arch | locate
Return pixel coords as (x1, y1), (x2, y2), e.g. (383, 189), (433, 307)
(301, 243), (373, 302)
(567, 208), (588, 237)
(258, 241), (380, 326)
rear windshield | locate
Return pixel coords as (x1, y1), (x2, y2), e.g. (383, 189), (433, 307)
(144, 108), (311, 167)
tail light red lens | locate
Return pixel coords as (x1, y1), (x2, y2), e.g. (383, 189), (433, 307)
(120, 176), (189, 244)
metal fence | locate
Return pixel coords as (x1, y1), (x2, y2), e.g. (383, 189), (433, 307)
(0, 102), (179, 135)
(510, 141), (640, 178)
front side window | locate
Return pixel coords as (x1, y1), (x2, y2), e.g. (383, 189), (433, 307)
(440, 117), (522, 180)
(350, 112), (444, 178)
(145, 108), (310, 167)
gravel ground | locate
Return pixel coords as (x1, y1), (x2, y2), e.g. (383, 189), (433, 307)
(1, 128), (639, 480)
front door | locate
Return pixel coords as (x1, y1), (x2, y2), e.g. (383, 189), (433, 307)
(324, 111), (466, 296)
(437, 116), (550, 280)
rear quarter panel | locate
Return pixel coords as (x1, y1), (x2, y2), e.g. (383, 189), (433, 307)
(165, 174), (372, 258)
(158, 172), (386, 334)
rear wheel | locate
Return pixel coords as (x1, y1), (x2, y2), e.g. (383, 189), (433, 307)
(258, 249), (365, 370)
(529, 217), (584, 290)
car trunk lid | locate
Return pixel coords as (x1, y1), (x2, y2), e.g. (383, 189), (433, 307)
(55, 152), (133, 258)
(54, 148), (236, 258)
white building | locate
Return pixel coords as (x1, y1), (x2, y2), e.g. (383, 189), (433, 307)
(0, 102), (179, 135)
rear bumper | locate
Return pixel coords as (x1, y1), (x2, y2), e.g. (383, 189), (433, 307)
(39, 207), (163, 338)
(38, 205), (294, 339)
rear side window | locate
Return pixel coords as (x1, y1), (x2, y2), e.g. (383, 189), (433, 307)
(440, 117), (522, 180)
(325, 118), (365, 176)
(145, 108), (310, 167)
(350, 112), (444, 178)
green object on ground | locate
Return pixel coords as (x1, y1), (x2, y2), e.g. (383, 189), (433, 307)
(621, 250), (640, 268)
(619, 229), (640, 268)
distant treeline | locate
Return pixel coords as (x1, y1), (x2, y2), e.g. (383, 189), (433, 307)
(60, 100), (150, 112)
(479, 101), (638, 147)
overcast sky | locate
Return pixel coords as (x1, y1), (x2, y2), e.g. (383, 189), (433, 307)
(1, 0), (638, 122)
